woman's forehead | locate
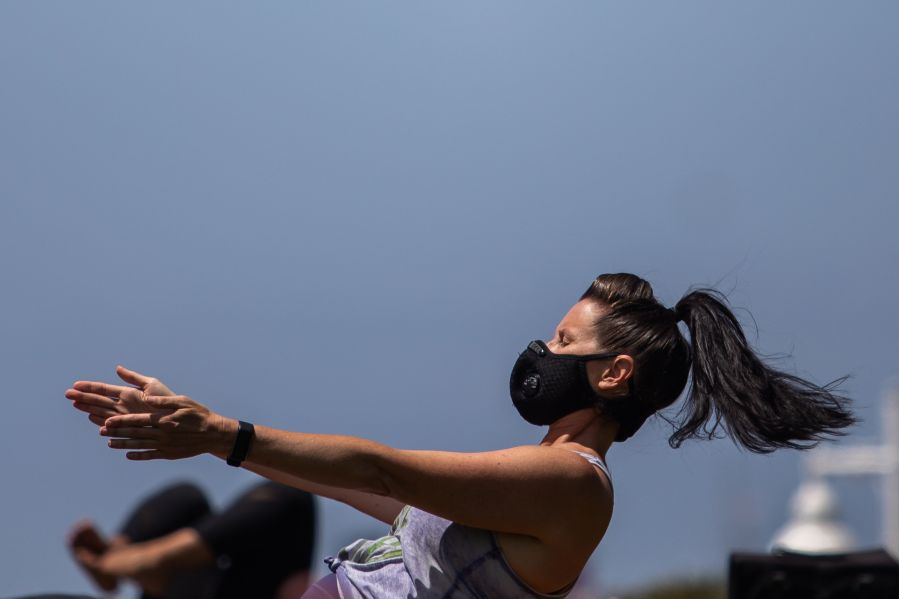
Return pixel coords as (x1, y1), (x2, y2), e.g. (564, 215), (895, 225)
(558, 299), (605, 333)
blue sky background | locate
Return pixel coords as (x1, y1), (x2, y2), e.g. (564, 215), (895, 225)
(1, 2), (897, 597)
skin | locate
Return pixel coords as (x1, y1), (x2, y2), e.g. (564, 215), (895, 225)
(65, 298), (634, 594)
(68, 521), (123, 592)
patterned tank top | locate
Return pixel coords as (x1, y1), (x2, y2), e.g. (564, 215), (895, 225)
(324, 451), (612, 599)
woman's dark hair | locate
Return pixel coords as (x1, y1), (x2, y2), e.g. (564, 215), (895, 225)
(581, 273), (856, 453)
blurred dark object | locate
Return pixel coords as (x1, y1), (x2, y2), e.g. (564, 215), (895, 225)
(728, 548), (899, 599)
(620, 577), (726, 599)
(8, 596), (96, 599)
(126, 481), (316, 599)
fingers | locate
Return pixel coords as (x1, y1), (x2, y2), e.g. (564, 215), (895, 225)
(115, 365), (153, 387)
(65, 389), (119, 410)
(106, 439), (159, 449)
(126, 450), (166, 461)
(104, 414), (159, 428)
(102, 425), (164, 450)
(89, 414), (106, 426)
(68, 520), (108, 552)
(72, 381), (134, 400)
(100, 427), (162, 440)
(67, 387), (124, 419)
(73, 546), (100, 567)
(72, 401), (119, 419)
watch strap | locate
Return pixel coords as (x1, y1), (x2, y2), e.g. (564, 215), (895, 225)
(226, 420), (255, 467)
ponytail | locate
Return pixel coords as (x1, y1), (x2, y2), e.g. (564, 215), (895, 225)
(670, 289), (856, 453)
(581, 274), (857, 453)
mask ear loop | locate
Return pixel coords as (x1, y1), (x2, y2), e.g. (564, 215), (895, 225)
(597, 377), (656, 442)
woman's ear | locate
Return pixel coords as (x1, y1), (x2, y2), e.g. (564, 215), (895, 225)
(591, 355), (635, 397)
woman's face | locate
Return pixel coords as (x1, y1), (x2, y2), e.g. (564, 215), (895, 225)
(548, 299), (632, 397)
(546, 299), (606, 356)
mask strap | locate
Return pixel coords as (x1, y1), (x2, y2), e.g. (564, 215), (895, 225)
(599, 379), (657, 441)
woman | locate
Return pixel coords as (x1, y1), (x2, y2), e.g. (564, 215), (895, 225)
(66, 273), (855, 599)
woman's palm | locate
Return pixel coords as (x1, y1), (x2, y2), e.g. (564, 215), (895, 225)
(66, 366), (177, 426)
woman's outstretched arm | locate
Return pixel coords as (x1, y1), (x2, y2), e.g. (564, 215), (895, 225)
(95, 392), (611, 545)
(66, 370), (405, 525)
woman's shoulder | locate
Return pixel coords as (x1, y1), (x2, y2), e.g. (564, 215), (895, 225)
(495, 446), (614, 593)
(537, 443), (613, 493)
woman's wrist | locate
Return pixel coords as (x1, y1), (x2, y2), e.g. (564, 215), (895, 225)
(211, 415), (240, 460)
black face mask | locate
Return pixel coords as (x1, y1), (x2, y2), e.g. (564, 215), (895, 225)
(509, 340), (620, 426)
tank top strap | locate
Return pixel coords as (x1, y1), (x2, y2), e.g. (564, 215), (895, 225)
(568, 450), (613, 496)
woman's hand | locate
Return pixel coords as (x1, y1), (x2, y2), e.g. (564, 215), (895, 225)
(100, 394), (236, 461)
(66, 366), (177, 427)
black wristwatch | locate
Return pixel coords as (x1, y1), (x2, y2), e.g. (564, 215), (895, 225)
(226, 420), (256, 467)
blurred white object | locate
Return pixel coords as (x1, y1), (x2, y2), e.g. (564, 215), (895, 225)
(770, 478), (858, 553)
(772, 383), (899, 557)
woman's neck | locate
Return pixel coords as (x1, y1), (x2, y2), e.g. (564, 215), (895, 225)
(539, 408), (618, 461)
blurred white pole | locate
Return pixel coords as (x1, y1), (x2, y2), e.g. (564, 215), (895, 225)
(883, 385), (899, 558)
(803, 383), (899, 558)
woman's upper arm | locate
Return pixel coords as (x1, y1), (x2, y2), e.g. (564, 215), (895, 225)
(376, 445), (612, 543)
(244, 462), (406, 525)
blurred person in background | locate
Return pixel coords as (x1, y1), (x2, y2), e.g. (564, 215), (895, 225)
(65, 273), (855, 599)
(67, 480), (315, 599)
